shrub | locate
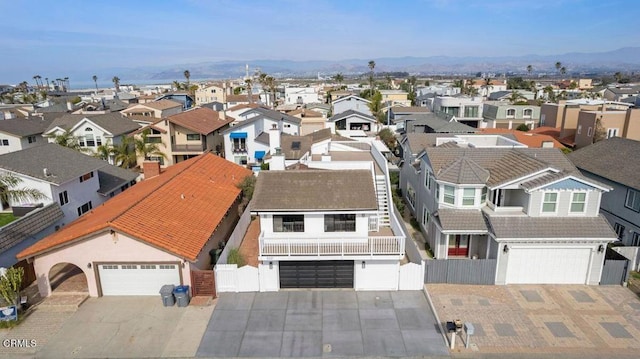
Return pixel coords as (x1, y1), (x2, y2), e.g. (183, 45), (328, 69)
(226, 248), (246, 267)
(516, 123), (530, 132)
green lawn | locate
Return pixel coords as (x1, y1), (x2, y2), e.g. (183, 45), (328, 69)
(0, 213), (17, 227)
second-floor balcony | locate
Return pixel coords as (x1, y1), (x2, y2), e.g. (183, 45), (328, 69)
(259, 230), (405, 258)
(172, 143), (207, 152)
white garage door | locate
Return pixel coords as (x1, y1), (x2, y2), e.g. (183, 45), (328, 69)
(505, 247), (591, 284)
(98, 263), (181, 296)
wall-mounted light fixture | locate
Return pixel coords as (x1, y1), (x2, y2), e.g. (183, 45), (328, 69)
(269, 261), (273, 269)
(598, 244), (605, 253)
(362, 261), (366, 269)
(87, 263), (92, 269)
(503, 245), (509, 254)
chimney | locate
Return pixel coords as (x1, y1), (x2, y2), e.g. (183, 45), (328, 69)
(270, 148), (285, 170)
(143, 161), (161, 179)
(66, 101), (73, 111)
(268, 123), (281, 153)
(219, 110), (226, 121)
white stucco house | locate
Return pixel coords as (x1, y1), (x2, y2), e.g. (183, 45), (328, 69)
(284, 87), (320, 105)
(0, 117), (51, 155)
(327, 110), (379, 134)
(0, 143), (139, 222)
(332, 95), (372, 117)
(221, 107), (301, 165)
(17, 154), (253, 297)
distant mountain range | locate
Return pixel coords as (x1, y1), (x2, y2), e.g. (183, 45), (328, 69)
(40, 47), (640, 88)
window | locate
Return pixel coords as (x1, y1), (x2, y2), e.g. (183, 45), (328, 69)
(324, 214), (356, 232)
(1, 139), (8, 146)
(523, 108), (533, 118)
(587, 127), (593, 137)
(462, 188), (475, 206)
(481, 187), (487, 203)
(102, 265), (118, 269)
(96, 137), (102, 146)
(159, 265), (176, 269)
(140, 265), (157, 269)
(542, 192), (558, 213)
(577, 125), (582, 135)
(232, 138), (246, 152)
(149, 156), (164, 166)
(120, 183), (129, 192)
(632, 232), (640, 246)
(435, 184), (440, 202)
(464, 106), (479, 118)
(422, 207), (430, 228)
(85, 133), (95, 147)
(28, 136), (36, 144)
(407, 185), (416, 208)
(77, 201), (92, 216)
(85, 127), (93, 132)
(78, 136), (85, 147)
(614, 223), (625, 240)
(186, 133), (201, 141)
(540, 114), (546, 126)
(570, 192), (586, 212)
(506, 108), (516, 118)
(443, 185), (455, 204)
(58, 191), (68, 206)
(121, 264), (137, 269)
(442, 107), (459, 117)
(79, 171), (94, 182)
(625, 189), (640, 212)
(607, 128), (619, 139)
(424, 171), (431, 190)
(273, 215), (304, 232)
(145, 136), (162, 143)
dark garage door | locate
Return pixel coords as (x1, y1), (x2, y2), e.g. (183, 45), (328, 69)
(279, 261), (354, 288)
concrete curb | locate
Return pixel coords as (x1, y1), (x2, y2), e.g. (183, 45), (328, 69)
(422, 284), (450, 350)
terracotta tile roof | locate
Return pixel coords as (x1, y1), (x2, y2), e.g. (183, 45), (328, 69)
(167, 107), (233, 134)
(530, 126), (561, 137)
(17, 154), (253, 261)
(480, 128), (565, 148)
(227, 103), (259, 112)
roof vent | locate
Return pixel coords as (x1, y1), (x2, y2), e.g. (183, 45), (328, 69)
(43, 168), (50, 177)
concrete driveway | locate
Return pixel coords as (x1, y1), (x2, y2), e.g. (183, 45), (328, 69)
(197, 290), (449, 358)
(31, 297), (214, 358)
(427, 284), (640, 358)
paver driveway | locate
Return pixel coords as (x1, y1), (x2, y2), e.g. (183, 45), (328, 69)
(428, 284), (640, 358)
(197, 290), (449, 357)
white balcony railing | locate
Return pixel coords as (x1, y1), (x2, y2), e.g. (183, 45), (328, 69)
(259, 235), (405, 257)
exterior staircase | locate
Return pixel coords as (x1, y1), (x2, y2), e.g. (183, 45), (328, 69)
(375, 175), (391, 226)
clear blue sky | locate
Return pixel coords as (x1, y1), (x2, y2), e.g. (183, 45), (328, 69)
(0, 0), (637, 84)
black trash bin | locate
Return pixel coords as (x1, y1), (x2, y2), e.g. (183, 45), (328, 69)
(173, 285), (190, 307)
(160, 285), (176, 307)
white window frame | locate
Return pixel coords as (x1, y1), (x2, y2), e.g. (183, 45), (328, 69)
(587, 127), (593, 137)
(631, 232), (640, 246)
(577, 125), (582, 135)
(506, 108), (516, 118)
(406, 184), (416, 209)
(625, 189), (640, 212)
(462, 188), (476, 206)
(480, 187), (487, 204)
(421, 206), (430, 231)
(523, 108), (533, 119)
(443, 185), (455, 205)
(542, 192), (558, 213)
(424, 170), (431, 191)
(570, 192), (587, 213)
(58, 191), (69, 206)
(614, 223), (625, 240)
(606, 128), (619, 139)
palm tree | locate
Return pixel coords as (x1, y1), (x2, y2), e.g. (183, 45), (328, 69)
(135, 129), (166, 161)
(44, 77), (49, 90)
(481, 77), (493, 98)
(112, 76), (120, 92)
(53, 130), (85, 152)
(32, 75), (41, 89)
(94, 140), (114, 162)
(555, 61), (562, 74)
(0, 173), (47, 206)
(334, 73), (344, 87)
(264, 75), (276, 108)
(614, 72), (623, 83)
(245, 78), (253, 104)
(183, 70), (191, 91)
(112, 136), (137, 169)
(368, 60), (376, 98)
(64, 77), (69, 91)
(508, 91), (526, 104)
(526, 65), (533, 76)
(560, 66), (567, 76)
(92, 75), (98, 94)
(543, 85), (556, 102)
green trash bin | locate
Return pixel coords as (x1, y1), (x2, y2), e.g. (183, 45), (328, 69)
(173, 285), (190, 307)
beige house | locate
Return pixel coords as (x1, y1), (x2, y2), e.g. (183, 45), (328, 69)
(289, 108), (325, 135)
(134, 107), (233, 167)
(121, 100), (183, 124)
(574, 108), (640, 149)
(379, 90), (411, 106)
(195, 83), (230, 105)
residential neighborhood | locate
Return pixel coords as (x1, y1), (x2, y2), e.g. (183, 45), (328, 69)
(1, 2), (640, 358)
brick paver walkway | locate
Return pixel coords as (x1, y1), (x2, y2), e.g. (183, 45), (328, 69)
(427, 284), (640, 357)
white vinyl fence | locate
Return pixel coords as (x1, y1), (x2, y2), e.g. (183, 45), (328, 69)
(399, 261), (425, 290)
(217, 201), (253, 264)
(215, 264), (260, 293)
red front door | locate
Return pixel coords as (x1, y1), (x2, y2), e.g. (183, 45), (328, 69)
(448, 235), (469, 257)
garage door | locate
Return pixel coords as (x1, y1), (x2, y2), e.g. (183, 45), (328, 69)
(505, 247), (591, 284)
(279, 261), (354, 288)
(98, 263), (181, 296)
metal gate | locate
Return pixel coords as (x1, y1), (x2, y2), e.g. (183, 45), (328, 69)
(191, 270), (216, 297)
(279, 261), (354, 288)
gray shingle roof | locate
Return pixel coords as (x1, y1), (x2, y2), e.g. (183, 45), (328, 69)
(328, 109), (375, 122)
(403, 114), (477, 134)
(97, 165), (139, 195)
(568, 137), (640, 190)
(435, 209), (488, 232)
(280, 135), (312, 160)
(487, 215), (617, 239)
(45, 113), (139, 136)
(241, 107), (302, 125)
(0, 143), (136, 186)
(252, 170), (377, 211)
(437, 157), (490, 184)
(255, 132), (270, 145)
(0, 118), (53, 137)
